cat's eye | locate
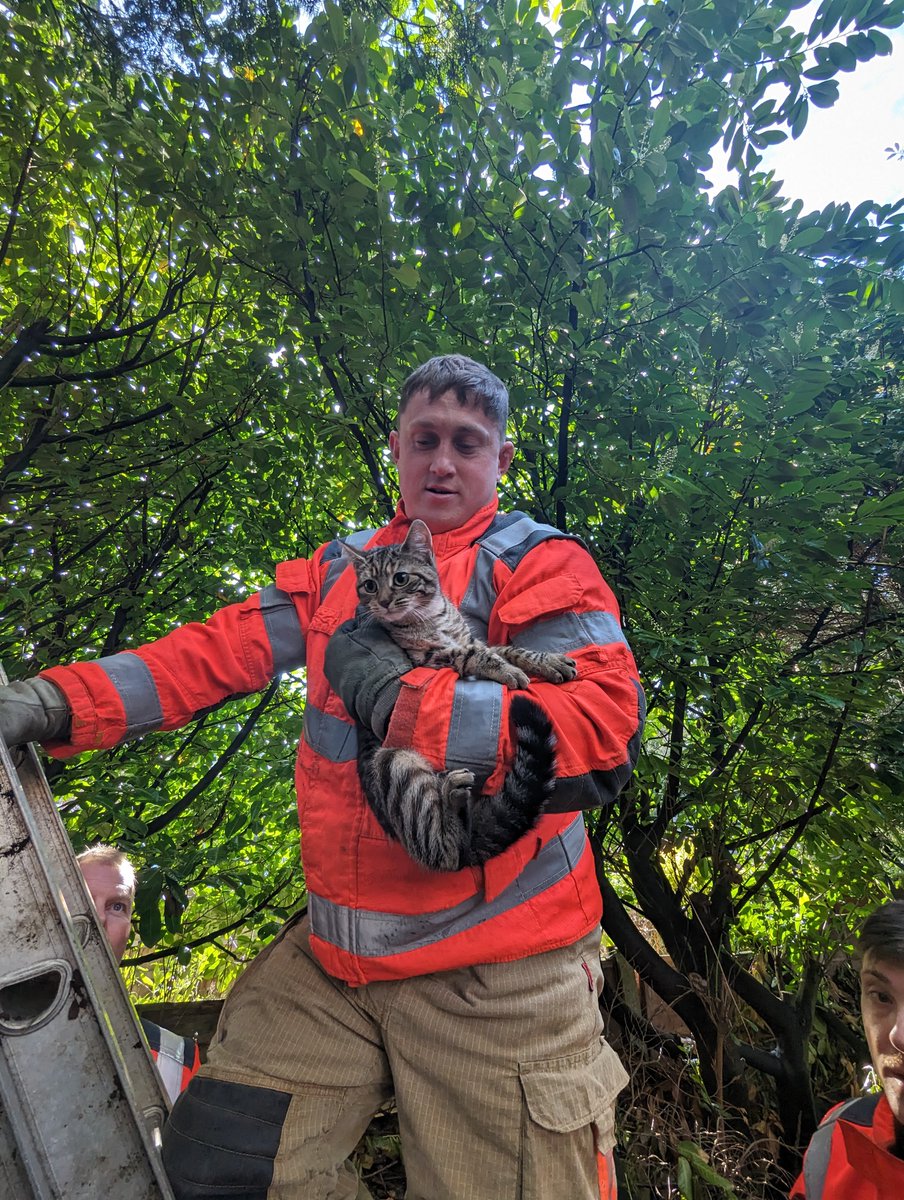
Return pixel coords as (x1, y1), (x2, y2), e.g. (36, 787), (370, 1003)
(393, 572), (409, 586)
(361, 579), (378, 593)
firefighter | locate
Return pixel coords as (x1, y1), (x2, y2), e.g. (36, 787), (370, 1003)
(77, 844), (201, 1103)
(793, 900), (904, 1198)
(0, 355), (644, 1200)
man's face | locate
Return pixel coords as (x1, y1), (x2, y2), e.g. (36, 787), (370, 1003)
(861, 952), (904, 1123)
(80, 860), (134, 963)
(389, 387), (514, 534)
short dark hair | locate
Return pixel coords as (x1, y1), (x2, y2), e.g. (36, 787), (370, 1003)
(858, 900), (904, 968)
(399, 355), (509, 437)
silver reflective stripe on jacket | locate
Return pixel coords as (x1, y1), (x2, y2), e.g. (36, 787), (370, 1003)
(458, 511), (570, 641)
(142, 1021), (192, 1105)
(513, 610), (627, 654)
(258, 585), (307, 674)
(448, 512), (578, 760)
(320, 528), (377, 600)
(97, 588), (305, 742)
(303, 703), (358, 762)
(446, 678), (503, 773)
(802, 1095), (880, 1198)
(309, 813), (587, 957)
(97, 653), (163, 740)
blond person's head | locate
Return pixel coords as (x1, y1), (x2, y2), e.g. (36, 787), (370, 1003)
(77, 845), (135, 962)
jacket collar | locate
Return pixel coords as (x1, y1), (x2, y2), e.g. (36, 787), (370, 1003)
(839, 1093), (904, 1177)
(382, 497), (500, 557)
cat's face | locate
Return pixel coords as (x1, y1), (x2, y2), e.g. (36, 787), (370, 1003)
(344, 522), (443, 626)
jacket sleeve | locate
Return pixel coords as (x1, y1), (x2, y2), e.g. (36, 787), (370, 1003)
(38, 563), (316, 760)
(383, 537), (645, 812)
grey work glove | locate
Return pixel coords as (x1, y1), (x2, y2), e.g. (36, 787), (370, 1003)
(323, 616), (412, 739)
(0, 678), (71, 747)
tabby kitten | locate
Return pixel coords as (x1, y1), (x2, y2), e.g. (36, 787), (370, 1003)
(341, 519), (577, 872)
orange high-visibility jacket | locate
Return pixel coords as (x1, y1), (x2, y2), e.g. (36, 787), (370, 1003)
(791, 1093), (902, 1199)
(43, 500), (645, 985)
(140, 1018), (201, 1104)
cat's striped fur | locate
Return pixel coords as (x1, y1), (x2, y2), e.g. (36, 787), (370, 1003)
(341, 519), (577, 872)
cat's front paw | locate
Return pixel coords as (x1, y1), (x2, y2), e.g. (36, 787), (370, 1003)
(499, 666), (531, 690)
(543, 655), (577, 683)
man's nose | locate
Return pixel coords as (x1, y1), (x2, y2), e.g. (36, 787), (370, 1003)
(890, 1008), (904, 1053)
(430, 445), (455, 475)
(892, 1020), (904, 1053)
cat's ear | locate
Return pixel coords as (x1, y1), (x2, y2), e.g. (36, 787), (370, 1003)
(341, 542), (366, 566)
(405, 520), (433, 554)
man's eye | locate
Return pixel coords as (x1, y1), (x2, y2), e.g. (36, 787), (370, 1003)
(110, 902), (128, 914)
(393, 572), (409, 586)
(867, 989), (892, 1004)
(361, 580), (377, 593)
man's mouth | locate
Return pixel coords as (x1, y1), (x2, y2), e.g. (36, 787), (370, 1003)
(426, 487), (455, 495)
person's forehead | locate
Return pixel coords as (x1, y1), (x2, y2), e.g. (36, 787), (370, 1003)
(80, 861), (131, 896)
(402, 390), (496, 436)
(861, 954), (904, 986)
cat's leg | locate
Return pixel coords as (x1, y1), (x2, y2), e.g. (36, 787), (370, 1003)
(384, 753), (475, 871)
(360, 732), (474, 872)
(494, 645), (577, 684)
(438, 645), (531, 689)
(392, 760), (476, 872)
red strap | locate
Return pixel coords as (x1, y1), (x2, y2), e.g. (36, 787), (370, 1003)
(597, 1150), (617, 1200)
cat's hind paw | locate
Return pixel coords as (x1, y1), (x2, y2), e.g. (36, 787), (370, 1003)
(442, 768), (475, 806)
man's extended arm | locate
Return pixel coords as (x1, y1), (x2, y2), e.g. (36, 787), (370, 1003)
(1, 565), (318, 758)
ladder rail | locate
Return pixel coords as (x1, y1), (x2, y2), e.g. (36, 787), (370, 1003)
(0, 721), (175, 1200)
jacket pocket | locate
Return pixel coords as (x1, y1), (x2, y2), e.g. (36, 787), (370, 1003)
(518, 1036), (628, 1198)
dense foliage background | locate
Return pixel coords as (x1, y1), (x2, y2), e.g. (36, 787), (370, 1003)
(2, 0), (902, 1193)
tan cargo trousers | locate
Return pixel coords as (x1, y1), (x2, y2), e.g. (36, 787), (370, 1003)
(162, 915), (627, 1199)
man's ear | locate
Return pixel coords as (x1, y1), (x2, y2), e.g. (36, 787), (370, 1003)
(497, 439), (515, 479)
(389, 429), (401, 464)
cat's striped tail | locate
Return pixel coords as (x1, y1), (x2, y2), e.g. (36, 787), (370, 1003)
(357, 695), (557, 873)
(460, 694), (557, 868)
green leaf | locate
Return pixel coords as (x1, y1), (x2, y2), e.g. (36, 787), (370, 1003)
(677, 1157), (695, 1199)
(808, 80), (840, 107)
(787, 226), (826, 249)
(347, 167), (377, 190)
(859, 491), (904, 523)
(678, 1143), (738, 1194)
(868, 29), (894, 54)
(392, 263), (419, 287)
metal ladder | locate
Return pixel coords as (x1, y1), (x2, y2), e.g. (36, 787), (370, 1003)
(0, 721), (175, 1199)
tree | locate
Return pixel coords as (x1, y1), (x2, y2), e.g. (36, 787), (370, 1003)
(2, 0), (903, 1190)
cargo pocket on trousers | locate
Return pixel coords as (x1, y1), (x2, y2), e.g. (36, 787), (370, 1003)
(518, 1037), (628, 1199)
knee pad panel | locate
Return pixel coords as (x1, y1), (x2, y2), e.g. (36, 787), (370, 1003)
(162, 1076), (291, 1198)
